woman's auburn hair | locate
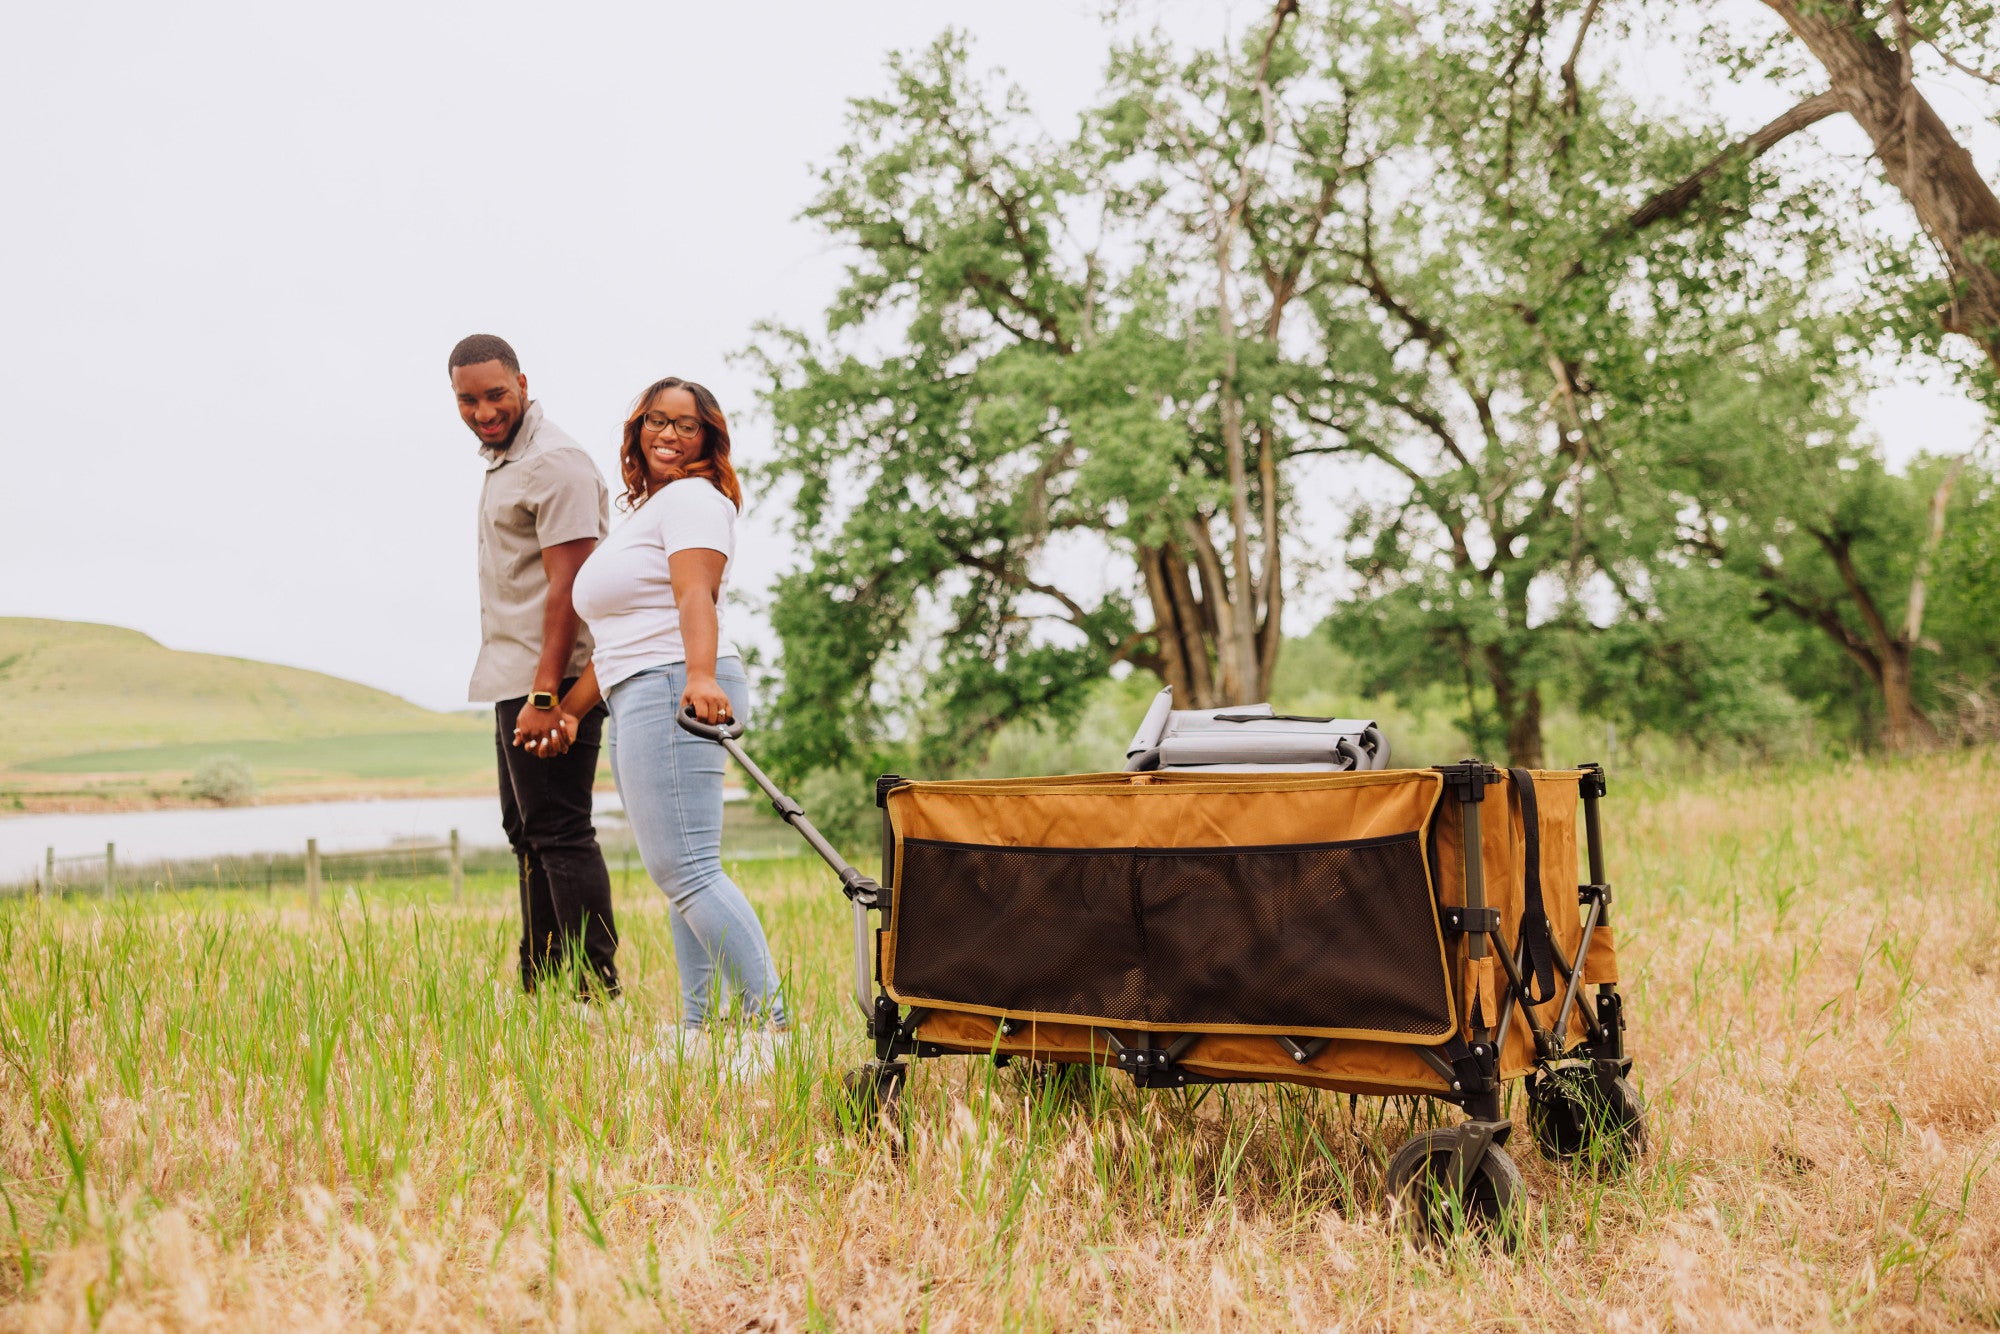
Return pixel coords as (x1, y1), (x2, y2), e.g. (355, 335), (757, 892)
(617, 377), (743, 512)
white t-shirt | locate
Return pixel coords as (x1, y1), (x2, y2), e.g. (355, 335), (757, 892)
(571, 478), (738, 691)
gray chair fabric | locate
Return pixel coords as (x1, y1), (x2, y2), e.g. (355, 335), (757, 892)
(1123, 687), (1390, 773)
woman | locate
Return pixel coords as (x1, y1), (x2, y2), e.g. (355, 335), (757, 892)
(536, 377), (786, 1055)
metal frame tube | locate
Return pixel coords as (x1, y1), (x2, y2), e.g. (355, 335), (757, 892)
(854, 797), (894, 1018)
(1582, 773), (1609, 924)
(1551, 899), (1603, 1043)
(1462, 795), (1489, 961)
(722, 737), (853, 874)
(851, 900), (874, 1019)
(1488, 928), (1559, 1055)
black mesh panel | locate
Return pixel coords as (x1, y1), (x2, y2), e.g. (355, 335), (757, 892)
(891, 832), (1453, 1039)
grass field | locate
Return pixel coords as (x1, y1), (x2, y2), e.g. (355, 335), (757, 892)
(0, 619), (480, 769)
(1, 751), (1997, 1329)
(0, 619), (490, 810)
(15, 732), (494, 780)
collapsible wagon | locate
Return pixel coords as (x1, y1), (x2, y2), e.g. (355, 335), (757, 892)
(680, 690), (1644, 1237)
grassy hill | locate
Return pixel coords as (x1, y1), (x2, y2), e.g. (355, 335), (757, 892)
(0, 618), (485, 782)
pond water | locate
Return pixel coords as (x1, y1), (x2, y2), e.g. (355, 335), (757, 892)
(0, 793), (627, 885)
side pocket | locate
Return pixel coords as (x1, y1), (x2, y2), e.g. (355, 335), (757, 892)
(889, 834), (1456, 1041)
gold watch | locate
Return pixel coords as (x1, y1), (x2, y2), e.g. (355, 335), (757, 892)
(529, 691), (557, 711)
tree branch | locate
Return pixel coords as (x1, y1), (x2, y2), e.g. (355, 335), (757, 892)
(1623, 91), (1844, 234)
(1808, 525), (1899, 658)
(1184, 516), (1235, 650)
(962, 268), (1075, 354)
(1905, 452), (1970, 645)
(1759, 578), (1885, 685)
(1560, 0), (1605, 117)
(1498, 0), (1549, 186)
(1922, 35), (2000, 87)
(949, 545), (1095, 629)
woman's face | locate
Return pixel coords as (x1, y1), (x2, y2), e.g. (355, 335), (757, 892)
(639, 386), (703, 490)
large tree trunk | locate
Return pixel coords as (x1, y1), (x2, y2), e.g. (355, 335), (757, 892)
(1760, 0), (2000, 371)
(1482, 645), (1547, 769)
(1810, 521), (1947, 751)
(1878, 644), (1935, 750)
(1139, 541), (1224, 708)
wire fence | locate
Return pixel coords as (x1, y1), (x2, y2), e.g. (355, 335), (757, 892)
(10, 833), (518, 906)
(7, 803), (810, 907)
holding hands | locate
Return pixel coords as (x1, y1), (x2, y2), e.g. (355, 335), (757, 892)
(514, 706), (578, 759)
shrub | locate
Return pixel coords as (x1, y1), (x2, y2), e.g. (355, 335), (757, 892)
(789, 767), (880, 854)
(186, 756), (256, 806)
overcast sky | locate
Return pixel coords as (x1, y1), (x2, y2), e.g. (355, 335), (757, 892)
(3, 2), (1990, 711)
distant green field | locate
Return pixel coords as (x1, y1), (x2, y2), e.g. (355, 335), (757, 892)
(0, 617), (483, 770)
(19, 729), (496, 779)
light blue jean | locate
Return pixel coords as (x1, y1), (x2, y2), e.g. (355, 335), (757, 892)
(605, 658), (786, 1028)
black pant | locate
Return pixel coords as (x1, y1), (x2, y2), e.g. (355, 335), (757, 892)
(495, 683), (619, 997)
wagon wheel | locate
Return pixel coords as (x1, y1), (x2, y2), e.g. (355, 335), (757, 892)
(837, 1060), (907, 1134)
(1527, 1062), (1647, 1166)
(1383, 1126), (1525, 1245)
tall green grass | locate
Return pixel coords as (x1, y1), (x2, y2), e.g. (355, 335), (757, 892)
(2, 751), (1997, 1328)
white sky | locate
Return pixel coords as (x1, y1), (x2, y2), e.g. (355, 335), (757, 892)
(2, 1), (1990, 711)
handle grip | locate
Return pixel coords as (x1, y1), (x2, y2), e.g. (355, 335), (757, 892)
(676, 705), (745, 742)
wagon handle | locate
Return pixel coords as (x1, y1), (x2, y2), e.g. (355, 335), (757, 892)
(675, 707), (746, 742)
(675, 706), (881, 909)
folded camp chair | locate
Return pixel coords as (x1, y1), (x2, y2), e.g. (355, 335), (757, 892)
(1123, 686), (1391, 773)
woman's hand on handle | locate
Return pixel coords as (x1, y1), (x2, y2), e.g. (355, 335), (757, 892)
(681, 672), (734, 726)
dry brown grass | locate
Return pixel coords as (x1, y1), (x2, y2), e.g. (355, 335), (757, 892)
(2, 750), (1998, 1330)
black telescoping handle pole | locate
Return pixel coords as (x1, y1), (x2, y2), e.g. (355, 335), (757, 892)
(1579, 762), (1609, 924)
(675, 707), (882, 906)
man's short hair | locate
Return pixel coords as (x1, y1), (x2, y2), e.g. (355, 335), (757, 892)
(448, 334), (520, 377)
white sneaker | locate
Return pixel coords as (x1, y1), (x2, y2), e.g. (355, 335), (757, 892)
(638, 1023), (710, 1071)
(723, 1028), (792, 1080)
(575, 995), (624, 1029)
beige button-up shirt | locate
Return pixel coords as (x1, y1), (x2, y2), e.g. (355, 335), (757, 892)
(469, 401), (609, 703)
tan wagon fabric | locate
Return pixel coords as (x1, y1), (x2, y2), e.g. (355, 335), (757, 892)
(880, 765), (1621, 1094)
(883, 770), (1452, 1043)
(910, 1010), (1460, 1095)
(1582, 910), (1621, 984)
(888, 769), (1438, 850)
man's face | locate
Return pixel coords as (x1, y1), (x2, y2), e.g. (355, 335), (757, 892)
(452, 360), (529, 449)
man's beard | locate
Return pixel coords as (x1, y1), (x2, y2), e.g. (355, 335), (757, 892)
(480, 410), (526, 452)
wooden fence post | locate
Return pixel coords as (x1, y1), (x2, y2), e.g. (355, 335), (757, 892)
(449, 829), (463, 903)
(104, 842), (116, 899)
(306, 838), (321, 912)
(43, 846), (54, 898)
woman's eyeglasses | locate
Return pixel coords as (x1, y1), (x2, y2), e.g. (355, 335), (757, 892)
(642, 412), (703, 440)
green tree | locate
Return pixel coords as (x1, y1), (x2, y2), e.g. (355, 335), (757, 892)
(752, 1), (1897, 775)
(1308, 0), (1849, 765)
(1680, 432), (1996, 747)
(1619, 306), (1998, 747)
(750, 9), (1352, 775)
(1745, 0), (2000, 389)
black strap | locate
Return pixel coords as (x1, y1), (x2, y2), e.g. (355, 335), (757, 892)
(1441, 1032), (1494, 1094)
(1509, 768), (1560, 1005)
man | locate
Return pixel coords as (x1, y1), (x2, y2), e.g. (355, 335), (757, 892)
(450, 333), (619, 999)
